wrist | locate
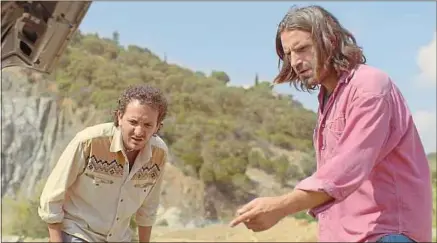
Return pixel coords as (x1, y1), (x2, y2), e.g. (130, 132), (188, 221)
(47, 223), (62, 230)
(276, 193), (295, 217)
(49, 235), (63, 243)
(47, 223), (63, 242)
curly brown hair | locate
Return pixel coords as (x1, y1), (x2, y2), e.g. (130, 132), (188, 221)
(113, 85), (168, 127)
(274, 5), (366, 91)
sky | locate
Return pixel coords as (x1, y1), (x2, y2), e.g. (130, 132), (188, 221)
(78, 1), (436, 153)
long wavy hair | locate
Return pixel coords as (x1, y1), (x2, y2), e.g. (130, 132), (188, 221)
(273, 5), (366, 91)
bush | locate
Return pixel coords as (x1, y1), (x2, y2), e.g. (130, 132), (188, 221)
(2, 191), (47, 238)
(292, 211), (316, 223)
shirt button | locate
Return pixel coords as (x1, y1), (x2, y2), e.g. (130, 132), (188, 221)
(321, 124), (325, 128)
(321, 145), (326, 150)
(109, 233), (112, 237)
(116, 217), (119, 220)
(120, 199), (123, 202)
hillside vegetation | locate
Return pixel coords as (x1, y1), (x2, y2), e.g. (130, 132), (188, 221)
(48, 31), (317, 204)
(2, 30), (319, 240)
(3, 28), (317, 221)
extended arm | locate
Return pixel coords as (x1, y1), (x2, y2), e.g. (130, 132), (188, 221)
(136, 163), (166, 242)
(230, 93), (392, 228)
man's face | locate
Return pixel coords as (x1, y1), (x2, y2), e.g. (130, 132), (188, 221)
(117, 99), (160, 151)
(280, 29), (320, 86)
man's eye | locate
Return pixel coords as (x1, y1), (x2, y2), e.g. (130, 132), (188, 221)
(296, 46), (308, 52)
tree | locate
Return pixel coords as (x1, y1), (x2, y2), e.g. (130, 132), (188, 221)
(210, 70), (230, 84)
(254, 73), (259, 86)
(112, 31), (120, 45)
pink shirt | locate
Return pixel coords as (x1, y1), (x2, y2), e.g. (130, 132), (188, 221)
(295, 64), (432, 242)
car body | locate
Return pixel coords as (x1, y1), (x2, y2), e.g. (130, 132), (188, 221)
(1, 1), (92, 73)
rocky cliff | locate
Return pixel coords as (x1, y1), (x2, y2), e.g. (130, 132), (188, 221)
(1, 68), (101, 199)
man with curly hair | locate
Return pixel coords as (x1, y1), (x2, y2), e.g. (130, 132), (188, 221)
(38, 85), (168, 242)
(230, 5), (432, 243)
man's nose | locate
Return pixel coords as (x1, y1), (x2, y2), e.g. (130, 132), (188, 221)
(134, 126), (146, 136)
(289, 52), (302, 68)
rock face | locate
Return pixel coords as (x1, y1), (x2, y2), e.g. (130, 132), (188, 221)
(2, 94), (60, 197)
(1, 69), (100, 198)
(158, 161), (207, 226)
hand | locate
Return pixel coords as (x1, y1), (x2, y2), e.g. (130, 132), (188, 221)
(229, 196), (287, 232)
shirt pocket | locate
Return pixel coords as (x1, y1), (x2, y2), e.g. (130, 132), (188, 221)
(324, 112), (346, 155)
(83, 171), (115, 186)
(132, 179), (156, 194)
(82, 155), (124, 186)
(127, 178), (157, 211)
(75, 164), (119, 206)
(131, 169), (159, 196)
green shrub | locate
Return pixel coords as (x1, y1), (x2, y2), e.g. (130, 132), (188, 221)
(292, 211), (316, 223)
(2, 191), (47, 238)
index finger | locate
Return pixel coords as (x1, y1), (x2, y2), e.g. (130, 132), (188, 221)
(229, 209), (255, 228)
(236, 199), (256, 215)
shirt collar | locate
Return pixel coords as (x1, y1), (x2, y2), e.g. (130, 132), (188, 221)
(317, 67), (358, 104)
(110, 125), (123, 153)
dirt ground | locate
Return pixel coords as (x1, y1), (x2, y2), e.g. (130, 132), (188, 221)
(4, 217), (317, 242)
(150, 217), (318, 242)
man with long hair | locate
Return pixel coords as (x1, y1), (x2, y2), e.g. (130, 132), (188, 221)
(230, 5), (432, 242)
(38, 85), (168, 242)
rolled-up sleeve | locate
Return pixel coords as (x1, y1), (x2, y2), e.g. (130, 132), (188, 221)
(135, 159), (166, 227)
(295, 93), (391, 216)
(38, 135), (88, 224)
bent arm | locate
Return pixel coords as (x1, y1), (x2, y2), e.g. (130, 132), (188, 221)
(38, 135), (88, 237)
(292, 94), (391, 217)
(276, 189), (333, 217)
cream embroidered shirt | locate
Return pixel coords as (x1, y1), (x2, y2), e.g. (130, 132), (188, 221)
(38, 122), (168, 242)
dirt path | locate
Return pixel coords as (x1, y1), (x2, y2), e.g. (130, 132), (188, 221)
(2, 217), (317, 242)
(150, 217), (317, 242)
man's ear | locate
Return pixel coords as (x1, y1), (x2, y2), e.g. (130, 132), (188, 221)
(153, 122), (163, 137)
(157, 122), (163, 133)
(117, 111), (123, 125)
(154, 122), (163, 135)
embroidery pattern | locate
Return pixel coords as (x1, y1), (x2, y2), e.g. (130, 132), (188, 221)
(86, 155), (124, 177)
(132, 163), (160, 180)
